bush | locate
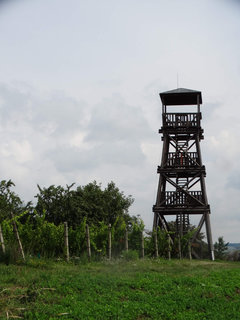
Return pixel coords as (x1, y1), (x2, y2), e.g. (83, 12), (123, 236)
(0, 244), (20, 265)
(122, 250), (139, 261)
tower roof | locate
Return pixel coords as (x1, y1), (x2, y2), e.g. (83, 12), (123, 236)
(160, 88), (202, 106)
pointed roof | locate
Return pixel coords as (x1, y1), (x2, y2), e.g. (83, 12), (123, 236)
(160, 88), (202, 105)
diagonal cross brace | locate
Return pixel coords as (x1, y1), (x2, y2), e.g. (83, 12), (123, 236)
(167, 135), (200, 167)
(163, 174), (206, 206)
(158, 172), (203, 207)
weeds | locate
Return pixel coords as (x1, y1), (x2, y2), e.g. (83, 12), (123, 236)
(0, 259), (240, 319)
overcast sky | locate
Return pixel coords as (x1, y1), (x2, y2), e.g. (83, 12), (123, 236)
(0, 0), (240, 242)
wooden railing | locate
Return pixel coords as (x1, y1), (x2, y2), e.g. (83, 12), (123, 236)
(166, 152), (200, 167)
(162, 191), (203, 206)
(162, 113), (200, 128)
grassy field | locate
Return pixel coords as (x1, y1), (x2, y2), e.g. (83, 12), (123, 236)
(0, 258), (240, 320)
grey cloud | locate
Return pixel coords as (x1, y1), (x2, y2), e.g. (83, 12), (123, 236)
(48, 141), (146, 173)
(0, 84), (31, 123)
(43, 94), (152, 173)
(85, 94), (152, 143)
(32, 92), (88, 135)
(0, 83), (88, 137)
(226, 172), (240, 190)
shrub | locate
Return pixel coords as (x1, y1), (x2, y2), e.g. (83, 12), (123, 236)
(0, 243), (19, 265)
(122, 250), (139, 261)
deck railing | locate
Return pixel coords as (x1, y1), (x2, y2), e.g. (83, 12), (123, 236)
(162, 113), (200, 128)
(162, 191), (203, 206)
(166, 152), (200, 167)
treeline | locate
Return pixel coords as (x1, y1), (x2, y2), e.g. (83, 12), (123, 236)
(0, 179), (139, 259)
(0, 180), (134, 228)
(0, 179), (230, 263)
(0, 179), (196, 262)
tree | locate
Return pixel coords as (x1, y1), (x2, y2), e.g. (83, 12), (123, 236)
(102, 181), (134, 225)
(0, 180), (27, 260)
(214, 236), (229, 259)
(35, 184), (74, 225)
(35, 181), (134, 228)
(0, 180), (31, 220)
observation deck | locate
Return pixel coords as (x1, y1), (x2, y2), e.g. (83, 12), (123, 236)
(158, 152), (206, 178)
(153, 191), (209, 215)
(159, 88), (204, 137)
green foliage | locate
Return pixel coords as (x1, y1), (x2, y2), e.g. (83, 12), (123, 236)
(0, 179), (225, 263)
(0, 180), (23, 219)
(122, 249), (139, 261)
(90, 221), (109, 257)
(0, 179), (138, 260)
(0, 212), (146, 261)
(68, 218), (87, 256)
(35, 181), (134, 228)
(128, 216), (144, 252)
(145, 228), (172, 258)
(1, 213), (64, 258)
(35, 183), (75, 225)
(111, 216), (126, 255)
(0, 244), (19, 265)
(214, 236), (229, 259)
(144, 227), (201, 259)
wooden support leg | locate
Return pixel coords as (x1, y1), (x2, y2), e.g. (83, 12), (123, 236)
(205, 213), (215, 261)
(153, 213), (157, 230)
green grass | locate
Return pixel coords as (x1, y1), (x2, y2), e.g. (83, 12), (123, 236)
(0, 259), (240, 319)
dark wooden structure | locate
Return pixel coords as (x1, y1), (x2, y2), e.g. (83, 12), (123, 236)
(153, 88), (214, 260)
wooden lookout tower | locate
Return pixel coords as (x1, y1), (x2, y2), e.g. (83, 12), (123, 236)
(152, 88), (214, 260)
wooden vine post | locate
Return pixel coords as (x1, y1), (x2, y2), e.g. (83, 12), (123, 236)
(141, 231), (144, 259)
(154, 229), (158, 258)
(167, 233), (171, 260)
(178, 235), (182, 260)
(11, 212), (25, 261)
(108, 224), (111, 260)
(64, 222), (69, 262)
(188, 241), (192, 260)
(86, 224), (91, 262)
(0, 224), (5, 254)
(125, 227), (128, 252)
